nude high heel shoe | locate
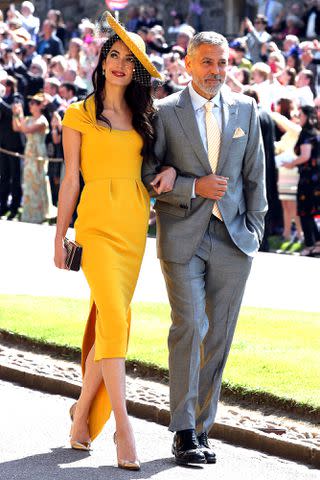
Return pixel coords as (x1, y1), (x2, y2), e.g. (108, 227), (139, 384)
(69, 402), (77, 422)
(69, 402), (91, 451)
(70, 439), (91, 451)
(113, 432), (140, 471)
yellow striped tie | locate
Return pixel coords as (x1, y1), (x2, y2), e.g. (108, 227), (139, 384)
(204, 101), (222, 221)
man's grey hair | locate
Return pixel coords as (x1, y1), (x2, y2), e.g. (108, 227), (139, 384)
(187, 31), (229, 57)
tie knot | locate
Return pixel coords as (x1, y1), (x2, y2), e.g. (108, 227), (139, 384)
(204, 101), (212, 113)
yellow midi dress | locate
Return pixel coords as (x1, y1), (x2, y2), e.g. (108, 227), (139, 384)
(62, 96), (150, 441)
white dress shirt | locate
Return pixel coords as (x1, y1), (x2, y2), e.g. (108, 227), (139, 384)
(188, 82), (222, 197)
(188, 81), (222, 151)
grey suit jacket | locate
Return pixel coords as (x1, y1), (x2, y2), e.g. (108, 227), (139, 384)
(142, 87), (268, 263)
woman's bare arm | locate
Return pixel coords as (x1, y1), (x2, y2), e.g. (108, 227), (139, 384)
(12, 116), (46, 134)
(284, 143), (312, 169)
(291, 144), (312, 166)
(54, 125), (82, 268)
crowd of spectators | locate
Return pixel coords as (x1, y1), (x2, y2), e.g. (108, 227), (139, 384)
(0, 1), (319, 255)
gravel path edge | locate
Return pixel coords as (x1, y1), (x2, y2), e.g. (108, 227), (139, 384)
(1, 362), (319, 469)
(1, 329), (319, 422)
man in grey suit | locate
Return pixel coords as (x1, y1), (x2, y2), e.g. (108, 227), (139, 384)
(142, 31), (267, 465)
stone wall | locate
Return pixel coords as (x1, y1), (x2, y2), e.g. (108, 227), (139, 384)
(32, 0), (104, 24)
(20, 0), (247, 35)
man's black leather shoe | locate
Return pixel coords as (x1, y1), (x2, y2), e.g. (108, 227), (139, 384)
(172, 429), (206, 465)
(197, 432), (216, 464)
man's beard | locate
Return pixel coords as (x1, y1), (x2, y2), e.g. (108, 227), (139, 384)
(194, 75), (224, 97)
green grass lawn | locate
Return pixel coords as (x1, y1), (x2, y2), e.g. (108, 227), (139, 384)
(0, 294), (319, 409)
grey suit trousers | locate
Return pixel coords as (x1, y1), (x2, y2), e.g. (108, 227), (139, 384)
(161, 217), (253, 433)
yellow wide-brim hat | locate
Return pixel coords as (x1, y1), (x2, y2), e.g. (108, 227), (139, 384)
(105, 11), (163, 80)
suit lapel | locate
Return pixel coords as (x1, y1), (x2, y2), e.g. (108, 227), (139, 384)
(218, 90), (238, 174)
(174, 88), (212, 174)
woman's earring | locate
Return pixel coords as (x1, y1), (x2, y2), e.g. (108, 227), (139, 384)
(102, 69), (105, 76)
(133, 69), (136, 72)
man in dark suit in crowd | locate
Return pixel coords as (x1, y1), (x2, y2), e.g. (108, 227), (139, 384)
(3, 52), (44, 112)
(37, 20), (64, 57)
(14, 62), (44, 103)
(244, 88), (281, 250)
(303, 0), (320, 38)
(0, 91), (25, 219)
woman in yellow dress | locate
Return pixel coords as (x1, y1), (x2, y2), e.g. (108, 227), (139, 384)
(54, 12), (176, 470)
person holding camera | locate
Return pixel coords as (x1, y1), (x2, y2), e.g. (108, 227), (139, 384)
(12, 93), (49, 223)
(240, 15), (272, 64)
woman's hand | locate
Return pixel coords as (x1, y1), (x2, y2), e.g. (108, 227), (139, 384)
(54, 237), (67, 269)
(283, 161), (295, 169)
(150, 166), (177, 194)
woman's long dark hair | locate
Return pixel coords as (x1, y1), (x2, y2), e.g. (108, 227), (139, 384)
(300, 105), (318, 132)
(276, 98), (293, 120)
(84, 35), (156, 161)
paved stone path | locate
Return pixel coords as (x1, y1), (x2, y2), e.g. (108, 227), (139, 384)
(1, 340), (319, 450)
(3, 380), (320, 480)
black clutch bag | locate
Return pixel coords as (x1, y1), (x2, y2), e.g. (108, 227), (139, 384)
(63, 237), (82, 271)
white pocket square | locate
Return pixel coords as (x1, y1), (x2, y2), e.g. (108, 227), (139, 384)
(233, 127), (246, 138)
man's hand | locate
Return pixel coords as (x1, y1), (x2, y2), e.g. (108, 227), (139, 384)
(150, 166), (177, 194)
(244, 17), (253, 32)
(195, 174), (228, 200)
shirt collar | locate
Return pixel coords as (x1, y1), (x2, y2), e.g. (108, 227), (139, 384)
(188, 81), (221, 112)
